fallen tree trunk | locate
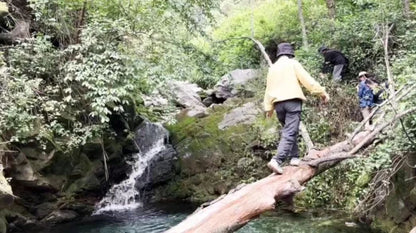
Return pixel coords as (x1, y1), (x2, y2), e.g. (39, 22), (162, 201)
(166, 106), (416, 233)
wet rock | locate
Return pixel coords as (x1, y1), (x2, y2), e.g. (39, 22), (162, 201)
(134, 121), (177, 190)
(42, 210), (78, 224)
(218, 102), (261, 130)
(35, 202), (57, 219)
(66, 172), (101, 195)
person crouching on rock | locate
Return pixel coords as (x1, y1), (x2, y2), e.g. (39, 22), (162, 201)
(264, 43), (330, 175)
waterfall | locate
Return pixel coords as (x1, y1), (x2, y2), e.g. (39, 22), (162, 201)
(93, 121), (172, 214)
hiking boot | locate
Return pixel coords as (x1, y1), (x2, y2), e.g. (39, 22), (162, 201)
(267, 160), (283, 174)
(290, 158), (300, 166)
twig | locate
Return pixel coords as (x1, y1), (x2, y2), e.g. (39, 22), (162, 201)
(100, 140), (109, 181)
(349, 107), (416, 155)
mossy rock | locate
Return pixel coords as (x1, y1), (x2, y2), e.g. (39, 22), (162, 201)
(0, 214), (6, 233)
(158, 99), (275, 202)
(65, 171), (100, 195)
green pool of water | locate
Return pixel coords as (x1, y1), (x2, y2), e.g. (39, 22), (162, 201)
(38, 203), (378, 233)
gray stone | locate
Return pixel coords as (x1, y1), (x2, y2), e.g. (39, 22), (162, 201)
(214, 69), (259, 99)
(143, 90), (169, 107)
(134, 121), (177, 190)
(42, 210), (78, 224)
(7, 153), (35, 181)
(66, 172), (101, 194)
(202, 96), (214, 107)
(35, 202), (57, 219)
(0, 215), (6, 233)
(218, 102), (261, 130)
(167, 80), (208, 118)
(0, 170), (13, 208)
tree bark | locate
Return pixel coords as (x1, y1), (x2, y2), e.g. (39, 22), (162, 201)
(297, 0), (308, 49)
(403, 0), (411, 18)
(74, 0), (88, 44)
(380, 24), (396, 108)
(325, 0), (336, 20)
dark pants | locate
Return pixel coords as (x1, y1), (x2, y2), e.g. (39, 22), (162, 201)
(272, 99), (302, 164)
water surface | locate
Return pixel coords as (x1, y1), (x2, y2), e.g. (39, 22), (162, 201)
(41, 203), (378, 233)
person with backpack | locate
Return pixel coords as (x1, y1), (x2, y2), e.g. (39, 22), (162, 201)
(318, 46), (349, 82)
(365, 76), (389, 105)
(264, 43), (330, 175)
(357, 71), (375, 130)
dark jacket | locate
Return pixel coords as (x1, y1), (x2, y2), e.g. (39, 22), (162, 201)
(358, 81), (374, 108)
(322, 49), (349, 74)
(323, 49), (348, 65)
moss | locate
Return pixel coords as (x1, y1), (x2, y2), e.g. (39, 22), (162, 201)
(159, 99), (276, 202)
(371, 218), (400, 233)
(0, 214), (6, 233)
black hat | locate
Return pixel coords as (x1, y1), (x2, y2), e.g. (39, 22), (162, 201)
(318, 46), (328, 53)
(276, 43), (295, 58)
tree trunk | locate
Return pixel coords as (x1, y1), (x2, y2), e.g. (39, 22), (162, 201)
(403, 0), (410, 18)
(297, 0), (308, 49)
(326, 0), (336, 20)
(380, 24), (396, 108)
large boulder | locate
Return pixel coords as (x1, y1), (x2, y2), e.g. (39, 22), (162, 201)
(167, 80), (208, 118)
(134, 121), (177, 189)
(218, 102), (261, 130)
(213, 69), (260, 100)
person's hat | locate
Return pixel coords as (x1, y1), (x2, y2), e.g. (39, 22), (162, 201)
(318, 46), (328, 53)
(358, 71), (368, 77)
(276, 43), (295, 58)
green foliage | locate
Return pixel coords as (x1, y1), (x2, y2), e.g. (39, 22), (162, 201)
(212, 0), (302, 73)
(30, 0), (86, 45)
(0, 0), (222, 152)
(1, 21), (142, 150)
(298, 147), (392, 209)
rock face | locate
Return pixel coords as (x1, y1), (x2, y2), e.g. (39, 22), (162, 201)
(134, 121), (177, 190)
(167, 80), (208, 118)
(0, 165), (13, 209)
(218, 102), (262, 130)
(213, 69), (260, 100)
(1, 131), (135, 232)
(153, 97), (276, 203)
(371, 153), (416, 233)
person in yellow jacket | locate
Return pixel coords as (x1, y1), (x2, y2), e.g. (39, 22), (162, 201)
(264, 43), (330, 174)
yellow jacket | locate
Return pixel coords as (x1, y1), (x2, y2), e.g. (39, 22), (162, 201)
(263, 56), (328, 111)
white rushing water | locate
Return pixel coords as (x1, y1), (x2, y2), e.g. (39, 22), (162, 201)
(93, 134), (166, 215)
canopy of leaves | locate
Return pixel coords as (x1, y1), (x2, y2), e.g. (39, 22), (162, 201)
(0, 0), (220, 152)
